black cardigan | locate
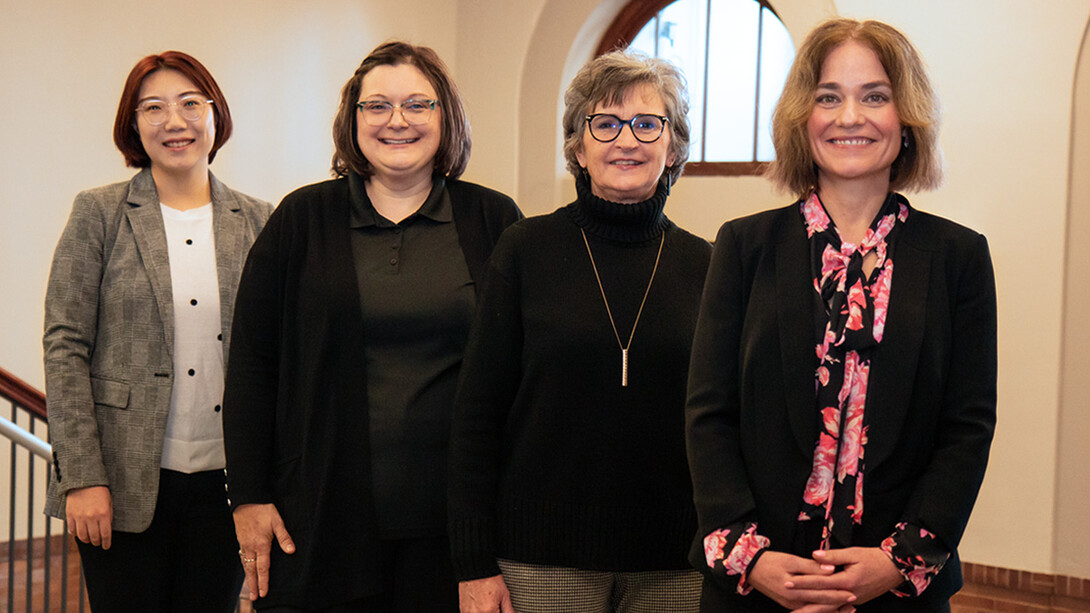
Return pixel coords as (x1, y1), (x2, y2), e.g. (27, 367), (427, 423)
(223, 175), (521, 608)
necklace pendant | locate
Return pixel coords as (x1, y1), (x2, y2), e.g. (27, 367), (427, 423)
(621, 348), (629, 387)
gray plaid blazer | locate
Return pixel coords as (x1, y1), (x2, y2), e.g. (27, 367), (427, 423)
(43, 168), (271, 532)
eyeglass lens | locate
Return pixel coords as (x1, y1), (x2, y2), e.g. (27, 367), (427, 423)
(137, 97), (211, 126)
(357, 100), (437, 126)
(587, 114), (666, 143)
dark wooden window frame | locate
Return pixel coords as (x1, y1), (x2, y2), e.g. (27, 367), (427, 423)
(596, 0), (782, 177)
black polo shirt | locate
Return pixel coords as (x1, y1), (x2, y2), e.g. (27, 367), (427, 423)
(349, 176), (475, 538)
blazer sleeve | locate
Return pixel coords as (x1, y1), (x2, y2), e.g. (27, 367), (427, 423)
(685, 221), (761, 569)
(222, 202), (287, 508)
(43, 190), (111, 493)
(900, 232), (997, 549)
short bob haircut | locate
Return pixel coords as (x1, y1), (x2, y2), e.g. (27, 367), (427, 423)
(562, 50), (691, 188)
(113, 51), (232, 168)
(767, 18), (943, 198)
(332, 41), (471, 180)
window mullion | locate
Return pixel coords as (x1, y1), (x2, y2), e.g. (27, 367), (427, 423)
(700, 0), (712, 162)
(752, 5), (764, 162)
(653, 14), (660, 57)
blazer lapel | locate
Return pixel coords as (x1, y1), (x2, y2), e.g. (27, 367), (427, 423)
(209, 172), (246, 362)
(775, 214), (821, 458)
(863, 213), (930, 470)
(125, 169), (175, 358)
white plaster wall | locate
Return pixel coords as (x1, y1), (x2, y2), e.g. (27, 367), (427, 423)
(1057, 17), (1090, 580)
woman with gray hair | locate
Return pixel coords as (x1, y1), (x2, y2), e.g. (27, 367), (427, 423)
(448, 50), (711, 613)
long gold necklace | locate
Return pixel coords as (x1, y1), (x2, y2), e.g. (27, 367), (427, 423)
(580, 229), (665, 387)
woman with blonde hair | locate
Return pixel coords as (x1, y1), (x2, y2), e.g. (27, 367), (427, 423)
(686, 18), (996, 612)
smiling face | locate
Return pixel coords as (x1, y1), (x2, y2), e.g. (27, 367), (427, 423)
(355, 63), (441, 185)
(136, 69), (215, 179)
(807, 40), (902, 192)
(575, 83), (675, 204)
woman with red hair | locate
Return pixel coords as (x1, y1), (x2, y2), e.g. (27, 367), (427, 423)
(43, 51), (270, 612)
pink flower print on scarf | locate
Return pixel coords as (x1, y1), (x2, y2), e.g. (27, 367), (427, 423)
(871, 261), (894, 342)
(803, 192), (831, 237)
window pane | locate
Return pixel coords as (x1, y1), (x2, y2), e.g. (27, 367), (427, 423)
(704, 0), (760, 162)
(757, 6), (795, 161)
(631, 18), (657, 55)
(623, 0), (795, 167)
(654, 0), (707, 161)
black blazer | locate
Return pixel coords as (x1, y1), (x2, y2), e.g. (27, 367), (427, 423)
(685, 200), (997, 612)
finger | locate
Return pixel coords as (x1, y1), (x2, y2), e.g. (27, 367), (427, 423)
(257, 554), (272, 598)
(237, 548), (260, 600)
(787, 572), (851, 590)
(793, 604), (845, 612)
(100, 519), (112, 550)
(812, 548), (855, 566)
(272, 521), (295, 555)
(501, 593), (516, 613)
(73, 518), (90, 544)
(778, 554), (833, 575)
(86, 521), (102, 548)
(243, 562), (259, 601)
(781, 587), (857, 606)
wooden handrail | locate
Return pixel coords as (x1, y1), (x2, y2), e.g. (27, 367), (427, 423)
(0, 366), (46, 420)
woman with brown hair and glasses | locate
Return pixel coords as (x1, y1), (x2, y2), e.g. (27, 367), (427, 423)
(43, 51), (271, 612)
(223, 41), (521, 612)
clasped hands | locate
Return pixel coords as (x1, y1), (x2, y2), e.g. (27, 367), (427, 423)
(748, 547), (903, 613)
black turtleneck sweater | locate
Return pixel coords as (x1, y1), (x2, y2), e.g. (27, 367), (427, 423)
(448, 176), (712, 580)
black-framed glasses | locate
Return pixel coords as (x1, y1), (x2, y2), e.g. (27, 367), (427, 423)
(135, 96), (213, 126)
(585, 113), (669, 143)
(356, 99), (439, 126)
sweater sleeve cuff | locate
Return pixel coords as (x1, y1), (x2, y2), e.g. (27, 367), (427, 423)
(448, 517), (502, 581)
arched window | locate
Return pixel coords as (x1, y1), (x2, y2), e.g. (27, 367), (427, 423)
(597, 0), (795, 176)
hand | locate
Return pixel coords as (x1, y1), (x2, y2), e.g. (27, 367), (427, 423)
(233, 503), (295, 600)
(789, 548), (903, 606)
(459, 575), (515, 613)
(66, 486), (113, 549)
(748, 550), (856, 611)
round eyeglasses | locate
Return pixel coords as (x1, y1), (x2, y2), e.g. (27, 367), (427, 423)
(135, 96), (213, 126)
(356, 99), (439, 126)
(585, 113), (669, 143)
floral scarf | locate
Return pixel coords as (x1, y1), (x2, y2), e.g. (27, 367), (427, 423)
(798, 191), (906, 549)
